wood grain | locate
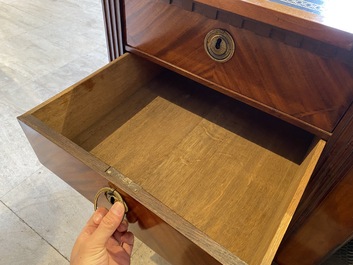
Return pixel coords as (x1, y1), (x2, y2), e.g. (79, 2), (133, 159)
(18, 53), (325, 264)
(261, 137), (325, 265)
(64, 61), (322, 263)
(107, 170), (236, 265)
(101, 0), (123, 61)
(30, 53), (162, 140)
(100, 1), (353, 264)
(17, 117), (225, 265)
(123, 0), (353, 136)
(18, 116), (109, 203)
(195, 0), (353, 50)
(276, 103), (353, 264)
(166, 1), (353, 67)
(275, 162), (353, 265)
(88, 74), (325, 264)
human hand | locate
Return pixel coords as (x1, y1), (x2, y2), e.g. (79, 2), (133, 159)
(70, 202), (134, 265)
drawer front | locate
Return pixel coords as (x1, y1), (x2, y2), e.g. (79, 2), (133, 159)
(124, 0), (353, 137)
(19, 53), (326, 265)
(18, 118), (222, 265)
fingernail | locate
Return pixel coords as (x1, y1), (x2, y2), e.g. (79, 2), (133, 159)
(111, 202), (124, 216)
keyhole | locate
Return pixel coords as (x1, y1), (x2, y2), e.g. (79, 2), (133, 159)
(215, 38), (222, 49)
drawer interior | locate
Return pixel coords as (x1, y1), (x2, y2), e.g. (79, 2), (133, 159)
(29, 54), (324, 264)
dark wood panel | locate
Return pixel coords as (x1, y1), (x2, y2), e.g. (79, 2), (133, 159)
(101, 0), (124, 61)
(169, 1), (353, 67)
(123, 0), (353, 136)
(195, 0), (353, 51)
(18, 116), (110, 202)
(120, 190), (223, 265)
(275, 161), (353, 265)
(107, 171), (231, 265)
(18, 119), (108, 203)
(275, 104), (353, 264)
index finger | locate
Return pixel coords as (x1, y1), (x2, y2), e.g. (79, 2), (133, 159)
(90, 202), (125, 247)
(77, 207), (109, 239)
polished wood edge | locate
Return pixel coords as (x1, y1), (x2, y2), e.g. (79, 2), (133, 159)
(320, 169), (353, 262)
(17, 115), (109, 203)
(126, 46), (331, 140)
(107, 179), (224, 265)
(18, 114), (110, 173)
(194, 0), (353, 51)
(21, 53), (132, 116)
(104, 167), (247, 265)
(165, 0), (353, 66)
(261, 137), (326, 264)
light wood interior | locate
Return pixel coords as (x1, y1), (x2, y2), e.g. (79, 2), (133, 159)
(32, 54), (325, 264)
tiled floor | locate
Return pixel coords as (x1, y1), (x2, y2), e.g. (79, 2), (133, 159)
(0, 0), (169, 264)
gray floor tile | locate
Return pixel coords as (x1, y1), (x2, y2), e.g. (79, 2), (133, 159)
(1, 167), (92, 260)
(0, 32), (74, 80)
(1, 80), (44, 111)
(0, 101), (41, 198)
(29, 17), (106, 57)
(0, 3), (46, 41)
(0, 201), (69, 265)
(0, 63), (29, 88)
(0, 0), (79, 23)
(31, 50), (109, 96)
(0, 51), (108, 113)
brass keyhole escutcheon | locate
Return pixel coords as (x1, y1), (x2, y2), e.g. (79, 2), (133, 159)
(204, 29), (235, 63)
(94, 187), (128, 213)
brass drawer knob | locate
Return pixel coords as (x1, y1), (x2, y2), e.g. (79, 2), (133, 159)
(204, 29), (235, 63)
(94, 187), (128, 212)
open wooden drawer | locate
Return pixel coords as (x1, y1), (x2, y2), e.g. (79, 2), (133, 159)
(18, 53), (326, 265)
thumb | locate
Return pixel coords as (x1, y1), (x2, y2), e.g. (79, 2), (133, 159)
(91, 202), (125, 247)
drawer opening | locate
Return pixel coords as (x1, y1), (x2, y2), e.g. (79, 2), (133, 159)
(29, 54), (324, 264)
